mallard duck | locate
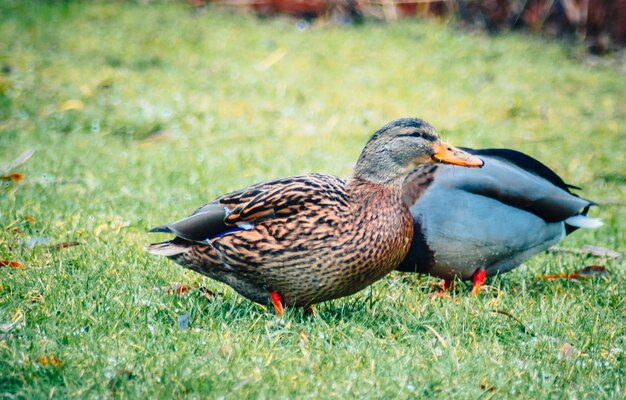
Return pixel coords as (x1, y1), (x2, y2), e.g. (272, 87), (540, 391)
(147, 118), (484, 314)
(396, 148), (602, 294)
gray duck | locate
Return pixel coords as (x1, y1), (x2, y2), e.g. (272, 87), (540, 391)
(396, 147), (602, 294)
(147, 118), (483, 314)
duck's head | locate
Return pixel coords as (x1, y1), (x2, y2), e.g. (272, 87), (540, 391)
(354, 118), (484, 184)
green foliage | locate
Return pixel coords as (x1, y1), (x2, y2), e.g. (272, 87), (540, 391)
(0, 2), (624, 398)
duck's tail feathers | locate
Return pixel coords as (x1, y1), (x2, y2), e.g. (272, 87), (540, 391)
(145, 240), (189, 257)
(149, 225), (173, 234)
(565, 215), (603, 229)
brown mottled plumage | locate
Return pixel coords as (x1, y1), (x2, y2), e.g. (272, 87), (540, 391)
(147, 118), (483, 313)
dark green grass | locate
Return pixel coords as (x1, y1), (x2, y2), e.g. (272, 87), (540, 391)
(0, 2), (624, 398)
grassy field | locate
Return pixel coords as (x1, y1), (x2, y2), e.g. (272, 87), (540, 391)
(1, 1), (624, 398)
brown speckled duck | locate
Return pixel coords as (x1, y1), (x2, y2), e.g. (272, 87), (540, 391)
(147, 118), (483, 314)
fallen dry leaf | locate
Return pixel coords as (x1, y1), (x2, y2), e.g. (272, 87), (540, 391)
(575, 265), (608, 276)
(198, 287), (216, 300)
(38, 356), (63, 366)
(0, 172), (24, 182)
(559, 343), (576, 359)
(31, 293), (44, 303)
(538, 265), (608, 280)
(480, 383), (496, 392)
(59, 99), (84, 112)
(165, 283), (195, 295)
(0, 261), (24, 268)
(539, 273), (580, 280)
(24, 216), (35, 224)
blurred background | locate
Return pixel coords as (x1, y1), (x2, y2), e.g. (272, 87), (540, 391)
(198, 0), (626, 54)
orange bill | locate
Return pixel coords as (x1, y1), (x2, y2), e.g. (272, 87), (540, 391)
(433, 142), (484, 167)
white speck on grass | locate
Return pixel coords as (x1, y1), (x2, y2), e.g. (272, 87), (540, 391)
(26, 237), (51, 247)
(296, 19), (309, 32)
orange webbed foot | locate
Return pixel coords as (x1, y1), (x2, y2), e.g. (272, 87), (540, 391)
(270, 291), (284, 316)
(471, 269), (487, 295)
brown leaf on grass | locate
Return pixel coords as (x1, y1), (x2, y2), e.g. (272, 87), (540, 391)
(0, 172), (24, 182)
(50, 357), (63, 365)
(538, 265), (608, 280)
(480, 383), (495, 392)
(165, 283), (196, 295)
(0, 260), (23, 268)
(11, 227), (22, 234)
(198, 287), (216, 300)
(24, 216), (35, 224)
(31, 293), (44, 303)
(539, 273), (580, 280)
(575, 265), (608, 276)
(559, 343), (576, 359)
(38, 356), (63, 366)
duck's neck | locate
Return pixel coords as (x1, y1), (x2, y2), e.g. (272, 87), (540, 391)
(346, 176), (405, 211)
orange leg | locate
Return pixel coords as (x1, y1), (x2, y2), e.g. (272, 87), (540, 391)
(269, 291), (284, 316)
(471, 269), (487, 295)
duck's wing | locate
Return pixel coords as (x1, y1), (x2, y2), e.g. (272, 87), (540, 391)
(150, 174), (347, 244)
(429, 148), (595, 224)
(149, 203), (229, 243)
(223, 178), (343, 225)
(464, 148), (572, 192)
